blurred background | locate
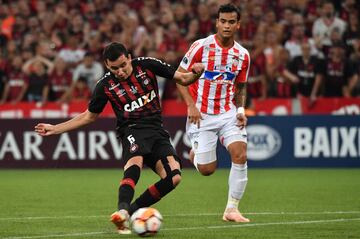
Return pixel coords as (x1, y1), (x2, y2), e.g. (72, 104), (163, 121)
(0, 0), (359, 168)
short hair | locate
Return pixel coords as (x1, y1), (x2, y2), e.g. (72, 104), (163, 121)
(217, 4), (241, 21)
(321, 0), (334, 7)
(102, 42), (128, 62)
(84, 52), (93, 58)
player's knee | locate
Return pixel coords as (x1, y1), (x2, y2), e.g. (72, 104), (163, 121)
(193, 150), (217, 175)
(172, 174), (182, 187)
(231, 151), (247, 164)
(170, 169), (181, 187)
(197, 165), (216, 176)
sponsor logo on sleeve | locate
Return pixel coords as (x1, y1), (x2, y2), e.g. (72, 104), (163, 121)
(109, 83), (120, 91)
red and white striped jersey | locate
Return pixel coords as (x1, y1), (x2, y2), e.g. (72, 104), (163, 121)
(179, 34), (250, 115)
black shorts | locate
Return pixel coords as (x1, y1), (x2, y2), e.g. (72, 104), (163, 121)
(119, 126), (181, 170)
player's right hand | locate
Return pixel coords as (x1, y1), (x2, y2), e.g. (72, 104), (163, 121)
(34, 123), (55, 136)
(188, 104), (202, 128)
(191, 63), (205, 76)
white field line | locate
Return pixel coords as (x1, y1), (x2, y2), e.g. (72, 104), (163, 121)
(0, 211), (360, 221)
(2, 232), (110, 239)
(2, 217), (360, 239)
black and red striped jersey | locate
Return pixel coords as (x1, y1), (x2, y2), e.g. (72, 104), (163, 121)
(88, 57), (176, 131)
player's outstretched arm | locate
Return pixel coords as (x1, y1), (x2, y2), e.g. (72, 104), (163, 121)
(175, 66), (203, 128)
(34, 110), (99, 136)
(173, 63), (204, 86)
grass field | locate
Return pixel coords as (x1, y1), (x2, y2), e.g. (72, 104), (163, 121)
(0, 169), (360, 239)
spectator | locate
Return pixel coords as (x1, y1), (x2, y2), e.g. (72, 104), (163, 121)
(279, 7), (295, 42)
(159, 6), (174, 28)
(158, 22), (189, 63)
(312, 1), (347, 52)
(343, 12), (360, 57)
(284, 14), (321, 59)
(197, 3), (213, 38)
(249, 5), (264, 29)
(311, 43), (358, 99)
(263, 31), (284, 83)
(173, 2), (190, 36)
(58, 34), (86, 67)
(257, 10), (284, 42)
(304, 0), (322, 33)
(269, 48), (296, 98)
(284, 40), (322, 97)
(48, 57), (72, 102)
(247, 34), (267, 100)
(52, 2), (70, 33)
(84, 32), (104, 62)
(71, 52), (104, 92)
(143, 16), (164, 53)
(0, 56), (28, 104)
(237, 10), (258, 49)
(339, 0), (357, 22)
(347, 40), (360, 96)
(5, 40), (18, 60)
(71, 76), (91, 101)
(22, 55), (53, 103)
(119, 12), (149, 57)
(185, 19), (200, 43)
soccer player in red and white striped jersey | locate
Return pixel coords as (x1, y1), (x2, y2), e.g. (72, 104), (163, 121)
(177, 3), (250, 223)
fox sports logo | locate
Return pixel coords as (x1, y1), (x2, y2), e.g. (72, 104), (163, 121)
(247, 125), (281, 161)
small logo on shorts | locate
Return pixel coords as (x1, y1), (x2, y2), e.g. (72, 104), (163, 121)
(193, 141), (198, 150)
(143, 78), (149, 85)
(130, 144), (139, 153)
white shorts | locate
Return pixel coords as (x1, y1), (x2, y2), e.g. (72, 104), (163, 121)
(186, 107), (247, 163)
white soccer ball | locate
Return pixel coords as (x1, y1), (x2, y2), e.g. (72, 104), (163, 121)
(130, 207), (163, 237)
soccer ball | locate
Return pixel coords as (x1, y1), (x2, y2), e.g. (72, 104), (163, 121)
(130, 207), (163, 237)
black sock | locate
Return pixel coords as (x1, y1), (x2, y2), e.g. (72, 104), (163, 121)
(118, 165), (141, 211)
(129, 170), (180, 215)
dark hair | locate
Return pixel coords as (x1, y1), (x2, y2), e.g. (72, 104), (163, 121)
(77, 76), (88, 83)
(102, 42), (128, 62)
(321, 0), (334, 7)
(218, 4), (241, 21)
(84, 52), (93, 58)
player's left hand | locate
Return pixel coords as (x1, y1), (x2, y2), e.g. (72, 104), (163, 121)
(191, 63), (205, 76)
(236, 113), (247, 129)
(34, 123), (56, 136)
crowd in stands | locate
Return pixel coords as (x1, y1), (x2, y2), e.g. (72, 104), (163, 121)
(0, 0), (359, 108)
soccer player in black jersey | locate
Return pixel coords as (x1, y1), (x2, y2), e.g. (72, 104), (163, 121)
(35, 42), (204, 234)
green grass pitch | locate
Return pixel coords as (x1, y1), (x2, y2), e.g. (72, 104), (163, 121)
(0, 169), (360, 239)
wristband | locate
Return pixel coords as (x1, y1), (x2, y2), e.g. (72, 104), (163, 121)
(237, 107), (245, 115)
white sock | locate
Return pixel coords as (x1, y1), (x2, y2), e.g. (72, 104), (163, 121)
(226, 162), (248, 209)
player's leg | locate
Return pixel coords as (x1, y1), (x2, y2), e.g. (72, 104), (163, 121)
(129, 155), (181, 215)
(111, 156), (144, 234)
(220, 109), (249, 222)
(194, 150), (217, 176)
(189, 130), (218, 175)
(189, 149), (195, 164)
(118, 156), (143, 211)
(111, 129), (150, 234)
(223, 141), (249, 222)
(186, 113), (219, 175)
